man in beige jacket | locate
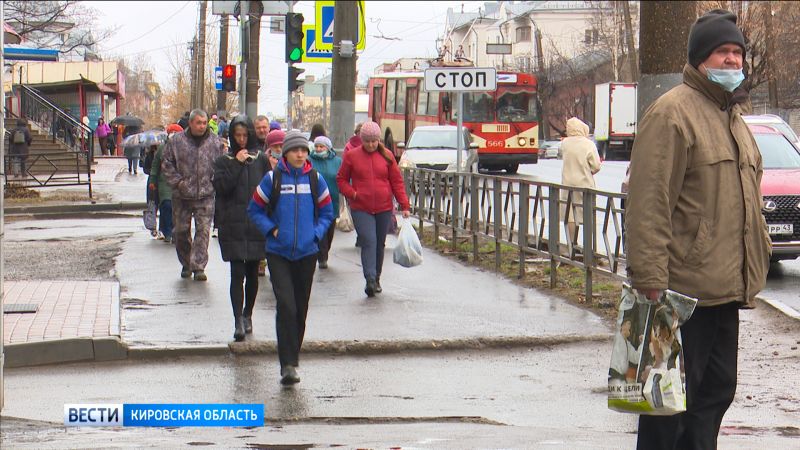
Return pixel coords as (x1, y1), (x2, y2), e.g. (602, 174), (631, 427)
(625, 10), (771, 450)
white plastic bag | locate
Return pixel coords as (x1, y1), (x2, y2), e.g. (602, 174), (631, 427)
(393, 218), (423, 268)
(142, 200), (157, 231)
(337, 195), (354, 232)
(607, 284), (697, 416)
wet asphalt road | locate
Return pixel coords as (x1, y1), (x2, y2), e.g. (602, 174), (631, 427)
(4, 340), (798, 449)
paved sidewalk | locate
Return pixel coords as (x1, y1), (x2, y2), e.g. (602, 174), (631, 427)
(117, 227), (610, 350)
(3, 280), (119, 344)
(2, 281), (126, 368)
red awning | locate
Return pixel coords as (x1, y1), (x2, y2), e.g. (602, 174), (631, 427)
(4, 23), (22, 45)
(96, 82), (117, 94)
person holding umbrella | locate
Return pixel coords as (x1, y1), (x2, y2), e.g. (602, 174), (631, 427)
(123, 136), (141, 174)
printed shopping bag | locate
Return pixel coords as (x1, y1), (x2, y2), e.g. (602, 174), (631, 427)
(142, 200), (157, 231)
(607, 284), (697, 415)
(336, 195), (354, 232)
(393, 218), (423, 268)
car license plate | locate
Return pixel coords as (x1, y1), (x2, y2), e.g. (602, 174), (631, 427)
(768, 224), (793, 235)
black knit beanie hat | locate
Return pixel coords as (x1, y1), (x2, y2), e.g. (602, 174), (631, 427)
(688, 9), (746, 68)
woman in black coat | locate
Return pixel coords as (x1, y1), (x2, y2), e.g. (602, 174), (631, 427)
(213, 115), (270, 341)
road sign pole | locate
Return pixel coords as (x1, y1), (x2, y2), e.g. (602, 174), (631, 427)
(455, 92), (464, 228)
(457, 92), (463, 173)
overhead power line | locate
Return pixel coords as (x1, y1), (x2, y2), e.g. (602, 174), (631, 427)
(103, 2), (193, 52)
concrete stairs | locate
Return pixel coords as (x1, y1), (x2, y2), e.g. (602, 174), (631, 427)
(5, 117), (95, 181)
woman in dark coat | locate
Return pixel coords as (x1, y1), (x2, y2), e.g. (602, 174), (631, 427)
(213, 115), (270, 341)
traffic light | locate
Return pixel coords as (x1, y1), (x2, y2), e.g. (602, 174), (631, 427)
(285, 13), (304, 63)
(222, 64), (236, 92)
(289, 65), (305, 92)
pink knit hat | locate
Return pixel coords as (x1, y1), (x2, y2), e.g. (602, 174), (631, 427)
(359, 121), (381, 141)
(266, 129), (285, 148)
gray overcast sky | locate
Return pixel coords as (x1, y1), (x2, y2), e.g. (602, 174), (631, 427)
(90, 1), (478, 118)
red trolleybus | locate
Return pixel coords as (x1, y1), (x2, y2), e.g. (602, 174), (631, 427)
(367, 70), (539, 173)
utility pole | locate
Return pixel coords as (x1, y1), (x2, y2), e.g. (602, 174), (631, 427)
(197, 0), (208, 111)
(534, 27), (547, 139)
(622, 0), (638, 82)
(322, 81), (328, 132)
(217, 14), (229, 116)
(287, 1), (294, 130)
(1, 0), (6, 412)
(238, 0), (249, 115)
(190, 36), (198, 108)
(534, 27), (544, 73)
(638, 1), (697, 119)
(246, 1), (262, 118)
(765, 1), (778, 108)
(330, 1), (358, 149)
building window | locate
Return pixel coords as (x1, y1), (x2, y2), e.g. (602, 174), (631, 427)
(417, 91), (428, 116)
(386, 80), (396, 113)
(585, 28), (599, 45)
(516, 26), (531, 43)
(373, 85), (383, 116)
(396, 80), (407, 114)
(428, 91), (439, 116)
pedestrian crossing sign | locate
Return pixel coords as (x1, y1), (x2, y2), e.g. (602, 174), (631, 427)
(302, 25), (333, 63)
(314, 0), (366, 51)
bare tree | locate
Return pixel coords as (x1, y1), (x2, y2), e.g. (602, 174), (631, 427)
(161, 28), (239, 127)
(587, 1), (639, 82)
(537, 32), (614, 136)
(113, 54), (165, 129)
(3, 1), (115, 59)
(697, 1), (800, 108)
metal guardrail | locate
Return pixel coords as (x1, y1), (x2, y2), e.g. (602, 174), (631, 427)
(3, 153), (93, 190)
(403, 168), (627, 299)
(18, 85), (95, 164)
(7, 89), (94, 197)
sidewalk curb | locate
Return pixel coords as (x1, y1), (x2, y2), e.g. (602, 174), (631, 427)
(126, 333), (612, 360)
(756, 296), (800, 321)
(5, 202), (147, 215)
(4, 336), (128, 368)
(5, 334), (612, 368)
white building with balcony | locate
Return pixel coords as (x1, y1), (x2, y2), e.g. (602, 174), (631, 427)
(441, 1), (636, 75)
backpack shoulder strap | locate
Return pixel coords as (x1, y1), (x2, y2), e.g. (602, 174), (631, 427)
(309, 169), (319, 221)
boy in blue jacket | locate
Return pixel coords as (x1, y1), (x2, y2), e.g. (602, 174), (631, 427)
(247, 131), (334, 386)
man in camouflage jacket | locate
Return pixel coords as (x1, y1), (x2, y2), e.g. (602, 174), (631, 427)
(162, 109), (224, 281)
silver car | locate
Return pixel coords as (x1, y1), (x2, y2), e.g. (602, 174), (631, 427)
(398, 125), (478, 172)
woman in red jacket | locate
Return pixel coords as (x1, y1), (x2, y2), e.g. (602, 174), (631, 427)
(337, 121), (410, 297)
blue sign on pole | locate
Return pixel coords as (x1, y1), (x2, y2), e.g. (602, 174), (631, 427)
(320, 6), (335, 44)
(214, 66), (223, 91)
(303, 26), (333, 63)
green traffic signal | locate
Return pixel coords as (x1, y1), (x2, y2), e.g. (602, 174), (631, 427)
(285, 12), (304, 63)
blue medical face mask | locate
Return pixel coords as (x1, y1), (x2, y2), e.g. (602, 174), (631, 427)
(703, 65), (745, 92)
